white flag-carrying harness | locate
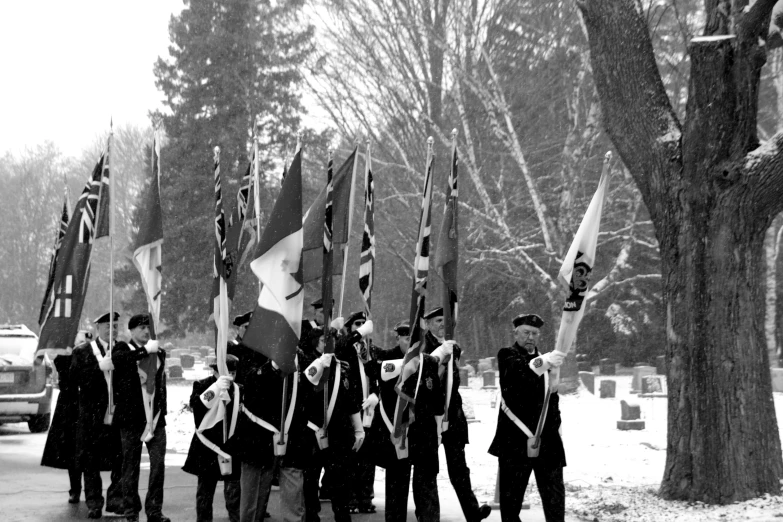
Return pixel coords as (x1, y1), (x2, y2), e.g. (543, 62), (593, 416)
(306, 359), (341, 449)
(197, 382), (241, 461)
(90, 340), (114, 424)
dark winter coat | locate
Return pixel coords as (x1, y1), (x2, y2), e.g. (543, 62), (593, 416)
(232, 348), (314, 470)
(41, 354), (78, 469)
(488, 343), (566, 467)
(182, 375), (242, 481)
(69, 340), (122, 470)
(111, 339), (167, 430)
(372, 345), (444, 473)
(421, 331), (469, 446)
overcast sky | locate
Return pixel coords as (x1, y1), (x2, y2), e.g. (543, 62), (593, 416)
(0, 0), (185, 157)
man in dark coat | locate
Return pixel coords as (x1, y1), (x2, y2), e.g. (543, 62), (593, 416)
(336, 312), (380, 514)
(488, 313), (566, 522)
(375, 319), (447, 522)
(420, 307), (491, 521)
(228, 311), (253, 358)
(112, 313), (170, 522)
(303, 318), (369, 522)
(68, 312), (123, 518)
(41, 347), (82, 504)
(183, 353), (241, 522)
(233, 329), (315, 522)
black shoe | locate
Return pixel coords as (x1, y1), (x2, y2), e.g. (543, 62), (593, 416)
(147, 516), (171, 522)
(478, 504), (492, 520)
(123, 514), (139, 522)
(67, 493), (80, 504)
(87, 509), (102, 519)
(357, 502), (376, 514)
(105, 504), (122, 514)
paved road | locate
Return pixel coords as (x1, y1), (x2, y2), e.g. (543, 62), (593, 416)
(0, 422), (560, 522)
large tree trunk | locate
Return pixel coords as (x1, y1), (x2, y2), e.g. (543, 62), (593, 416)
(579, 0), (783, 503)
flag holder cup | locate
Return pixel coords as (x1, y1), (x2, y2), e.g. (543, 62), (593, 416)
(104, 403), (115, 426)
(273, 432), (288, 456)
(218, 454), (233, 475)
(362, 407), (374, 428)
(392, 433), (409, 460)
(317, 428), (329, 450)
(527, 437), (541, 458)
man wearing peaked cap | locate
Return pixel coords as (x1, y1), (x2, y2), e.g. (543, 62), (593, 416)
(489, 312), (566, 522)
(420, 307), (491, 521)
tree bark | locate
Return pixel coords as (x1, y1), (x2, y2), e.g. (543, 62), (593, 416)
(579, 0), (783, 504)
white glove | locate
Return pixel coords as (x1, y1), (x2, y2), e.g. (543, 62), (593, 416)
(435, 414), (444, 446)
(216, 375), (233, 391)
(440, 340), (456, 356)
(145, 340), (160, 354)
(546, 351), (566, 368)
(318, 353), (334, 368)
(271, 359), (280, 370)
(351, 412), (365, 452)
(362, 393), (379, 410)
(357, 320), (374, 337)
(430, 342), (455, 363)
(330, 317), (345, 330)
(98, 358), (114, 371)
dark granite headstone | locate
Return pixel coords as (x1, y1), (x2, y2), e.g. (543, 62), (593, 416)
(199, 347), (210, 358)
(641, 375), (664, 394)
(459, 367), (469, 388)
(599, 358), (615, 376)
(579, 371), (595, 394)
(482, 371), (497, 389)
(181, 354), (195, 369)
(599, 379), (616, 398)
(169, 366), (183, 379)
(620, 400), (641, 420)
(577, 361), (592, 372)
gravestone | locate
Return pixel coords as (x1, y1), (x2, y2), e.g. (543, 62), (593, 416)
(771, 368), (783, 393)
(169, 366), (183, 379)
(482, 371), (497, 389)
(599, 379), (616, 398)
(171, 349), (186, 360)
(655, 355), (666, 375)
(579, 371), (595, 394)
(631, 365), (656, 393)
(167, 357), (181, 368)
(641, 375), (664, 395)
(459, 367), (469, 388)
(618, 399), (645, 430)
(577, 361), (592, 372)
(599, 358), (616, 376)
(486, 357), (497, 370)
(478, 359), (493, 373)
(199, 347), (210, 358)
(180, 354), (195, 369)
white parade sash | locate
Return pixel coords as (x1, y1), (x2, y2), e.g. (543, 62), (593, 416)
(379, 395), (408, 459)
(357, 354), (375, 427)
(241, 355), (300, 456)
(307, 361), (340, 438)
(500, 369), (549, 456)
(197, 382), (241, 461)
(443, 354), (453, 433)
(90, 340), (114, 424)
(141, 388), (160, 442)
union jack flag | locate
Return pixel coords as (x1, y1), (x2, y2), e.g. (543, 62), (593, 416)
(79, 152), (109, 243)
(393, 137), (435, 437)
(359, 142), (375, 311)
(211, 147), (231, 376)
(322, 151), (335, 358)
(38, 194), (70, 326)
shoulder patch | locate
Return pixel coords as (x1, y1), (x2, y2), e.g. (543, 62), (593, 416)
(533, 358), (543, 369)
(425, 377), (433, 390)
(383, 362), (395, 373)
(203, 390), (215, 402)
(308, 366), (318, 377)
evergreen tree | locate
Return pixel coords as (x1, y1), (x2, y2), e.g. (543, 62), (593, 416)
(152, 0), (313, 336)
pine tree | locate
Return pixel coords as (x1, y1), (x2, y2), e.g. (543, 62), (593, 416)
(151, 0), (313, 336)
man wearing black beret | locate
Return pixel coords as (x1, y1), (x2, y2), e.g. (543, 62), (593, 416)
(488, 313), (566, 522)
(112, 313), (170, 522)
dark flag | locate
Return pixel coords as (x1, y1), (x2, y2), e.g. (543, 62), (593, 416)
(302, 148), (358, 283)
(132, 128), (164, 327)
(359, 142), (375, 312)
(393, 138), (435, 438)
(243, 150), (304, 374)
(38, 195), (70, 327)
(211, 147), (230, 376)
(322, 151), (335, 355)
(434, 130), (459, 429)
(37, 145), (110, 353)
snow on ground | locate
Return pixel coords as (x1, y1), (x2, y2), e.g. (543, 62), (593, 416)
(161, 366), (783, 521)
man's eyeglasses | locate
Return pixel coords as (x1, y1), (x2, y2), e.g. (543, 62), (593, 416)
(354, 321), (366, 327)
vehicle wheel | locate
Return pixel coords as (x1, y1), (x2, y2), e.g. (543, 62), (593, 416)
(28, 414), (50, 433)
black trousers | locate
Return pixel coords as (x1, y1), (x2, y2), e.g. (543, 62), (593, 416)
(119, 422), (167, 518)
(83, 464), (123, 511)
(498, 457), (565, 522)
(197, 475), (240, 522)
(303, 443), (353, 522)
(444, 441), (482, 521)
(350, 456), (375, 505)
(384, 459), (438, 522)
(68, 468), (82, 497)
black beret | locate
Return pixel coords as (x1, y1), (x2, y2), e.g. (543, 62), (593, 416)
(94, 312), (120, 324)
(345, 311), (367, 329)
(513, 313), (544, 329)
(423, 307), (443, 320)
(393, 320), (410, 336)
(210, 353), (239, 372)
(311, 298), (323, 309)
(128, 313), (151, 330)
(233, 311), (253, 327)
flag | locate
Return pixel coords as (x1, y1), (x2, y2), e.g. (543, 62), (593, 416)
(243, 149), (304, 374)
(235, 156), (259, 269)
(302, 148), (357, 283)
(37, 144), (111, 353)
(552, 152), (612, 358)
(38, 195), (70, 327)
(322, 152), (335, 355)
(393, 140), (435, 437)
(434, 133), (459, 339)
(211, 147), (231, 377)
(132, 129), (164, 329)
(359, 144), (375, 312)
(94, 146), (111, 240)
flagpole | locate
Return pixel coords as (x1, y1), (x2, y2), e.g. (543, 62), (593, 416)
(338, 138), (360, 318)
(107, 120), (116, 425)
(441, 128), (458, 431)
(253, 116), (262, 294)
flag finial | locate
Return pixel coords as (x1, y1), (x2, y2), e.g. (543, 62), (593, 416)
(214, 146), (220, 161)
(451, 128), (457, 140)
(604, 151), (612, 162)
